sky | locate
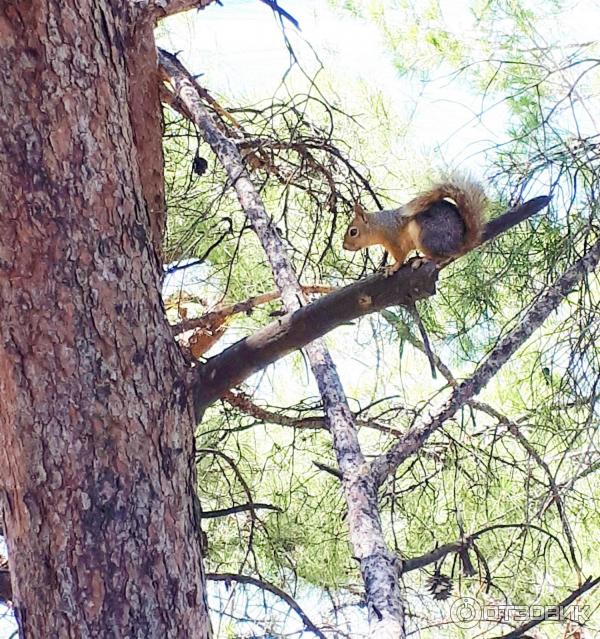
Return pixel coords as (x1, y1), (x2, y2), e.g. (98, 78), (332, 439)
(156, 0), (499, 170)
(157, 0), (600, 176)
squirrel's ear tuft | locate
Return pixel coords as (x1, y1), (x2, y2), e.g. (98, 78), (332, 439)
(353, 202), (368, 223)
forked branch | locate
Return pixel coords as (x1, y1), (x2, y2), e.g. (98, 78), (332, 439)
(369, 235), (600, 487)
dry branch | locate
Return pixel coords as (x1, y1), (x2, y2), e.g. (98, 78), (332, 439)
(207, 572), (327, 639)
(402, 522), (566, 574)
(193, 263), (438, 409)
(370, 235), (600, 487)
(223, 390), (406, 437)
(159, 47), (406, 635)
(172, 285), (335, 335)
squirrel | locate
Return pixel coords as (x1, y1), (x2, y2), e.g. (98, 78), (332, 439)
(343, 177), (487, 275)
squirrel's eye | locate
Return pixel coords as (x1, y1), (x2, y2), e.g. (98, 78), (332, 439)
(349, 227), (359, 238)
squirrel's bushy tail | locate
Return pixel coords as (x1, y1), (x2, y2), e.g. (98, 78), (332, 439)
(403, 176), (487, 252)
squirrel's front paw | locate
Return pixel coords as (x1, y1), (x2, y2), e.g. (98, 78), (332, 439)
(381, 262), (401, 278)
(410, 257), (428, 270)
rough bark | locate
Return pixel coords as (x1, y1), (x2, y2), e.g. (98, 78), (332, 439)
(160, 49), (405, 637)
(134, 0), (216, 21)
(0, 3), (209, 637)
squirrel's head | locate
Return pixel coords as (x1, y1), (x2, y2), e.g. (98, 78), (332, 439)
(343, 203), (372, 251)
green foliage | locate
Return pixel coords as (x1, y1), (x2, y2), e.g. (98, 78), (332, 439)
(162, 0), (600, 635)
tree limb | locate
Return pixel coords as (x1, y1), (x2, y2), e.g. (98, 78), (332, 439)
(369, 235), (600, 487)
(223, 390), (406, 437)
(134, 0), (216, 21)
(191, 195), (549, 409)
(200, 502), (281, 519)
(402, 522), (567, 574)
(491, 575), (600, 639)
(206, 572), (327, 639)
(192, 262), (438, 409)
(312, 461), (344, 480)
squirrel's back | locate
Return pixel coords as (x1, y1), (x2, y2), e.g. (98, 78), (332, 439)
(402, 177), (487, 256)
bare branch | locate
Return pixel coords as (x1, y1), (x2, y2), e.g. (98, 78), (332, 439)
(481, 196), (552, 241)
(207, 572), (328, 639)
(402, 540), (466, 574)
(370, 235), (600, 487)
(312, 461), (343, 480)
(200, 502), (281, 519)
(402, 522), (568, 574)
(134, 0), (216, 21)
(491, 575), (600, 639)
(172, 285), (335, 336)
(223, 390), (406, 437)
(190, 263), (436, 409)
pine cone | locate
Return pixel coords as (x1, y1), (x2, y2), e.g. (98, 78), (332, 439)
(427, 572), (453, 601)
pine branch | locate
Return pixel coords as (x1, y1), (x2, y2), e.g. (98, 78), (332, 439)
(402, 522), (567, 574)
(492, 575), (600, 639)
(369, 235), (600, 487)
(199, 502), (281, 519)
(206, 573), (327, 639)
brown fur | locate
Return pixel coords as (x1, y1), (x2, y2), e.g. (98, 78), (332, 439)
(343, 177), (487, 274)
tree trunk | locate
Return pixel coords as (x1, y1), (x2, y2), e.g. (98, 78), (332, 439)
(0, 2), (209, 637)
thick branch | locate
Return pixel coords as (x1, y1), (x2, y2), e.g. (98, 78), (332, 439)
(370, 235), (600, 487)
(481, 196), (549, 242)
(135, 0), (216, 21)
(193, 266), (438, 408)
(192, 196), (549, 409)
(206, 573), (327, 639)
